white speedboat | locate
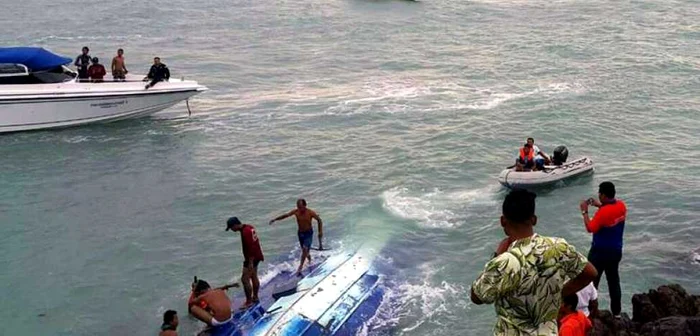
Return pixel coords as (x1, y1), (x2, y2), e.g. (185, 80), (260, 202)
(498, 146), (595, 188)
(0, 47), (207, 133)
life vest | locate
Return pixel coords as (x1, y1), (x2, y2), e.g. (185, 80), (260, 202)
(519, 148), (535, 162)
(188, 291), (208, 310)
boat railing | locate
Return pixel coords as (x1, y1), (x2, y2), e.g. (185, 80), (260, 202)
(74, 78), (182, 83)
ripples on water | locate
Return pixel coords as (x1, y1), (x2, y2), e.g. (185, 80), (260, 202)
(1, 0), (700, 335)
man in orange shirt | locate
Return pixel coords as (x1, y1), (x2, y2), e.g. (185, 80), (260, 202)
(559, 294), (592, 336)
(580, 181), (627, 317)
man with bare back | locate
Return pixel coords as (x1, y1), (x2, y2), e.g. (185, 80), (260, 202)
(269, 199), (323, 276)
(188, 279), (238, 335)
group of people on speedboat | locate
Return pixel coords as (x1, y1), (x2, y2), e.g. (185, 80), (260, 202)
(160, 199), (324, 336)
(515, 137), (552, 172)
(74, 46), (170, 88)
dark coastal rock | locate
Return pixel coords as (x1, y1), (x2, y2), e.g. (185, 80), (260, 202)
(637, 316), (700, 336)
(590, 284), (700, 336)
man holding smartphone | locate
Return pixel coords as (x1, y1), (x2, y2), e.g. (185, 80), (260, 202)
(579, 181), (627, 317)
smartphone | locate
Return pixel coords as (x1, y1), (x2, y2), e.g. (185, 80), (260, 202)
(586, 198), (595, 205)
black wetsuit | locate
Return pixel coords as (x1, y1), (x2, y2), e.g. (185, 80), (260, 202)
(146, 63), (170, 88)
(74, 54), (91, 80)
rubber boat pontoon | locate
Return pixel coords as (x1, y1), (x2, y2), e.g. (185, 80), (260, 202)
(0, 47), (207, 133)
(498, 146), (595, 188)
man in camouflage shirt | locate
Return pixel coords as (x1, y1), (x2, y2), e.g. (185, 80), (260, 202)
(471, 189), (598, 335)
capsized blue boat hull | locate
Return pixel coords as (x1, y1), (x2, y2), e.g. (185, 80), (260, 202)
(219, 250), (383, 336)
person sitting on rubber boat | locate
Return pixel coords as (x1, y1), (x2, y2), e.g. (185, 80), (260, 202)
(188, 279), (239, 335)
(515, 143), (539, 171)
(527, 137), (551, 167)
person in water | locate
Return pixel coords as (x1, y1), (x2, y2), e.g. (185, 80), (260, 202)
(111, 48), (128, 81)
(527, 137), (550, 168)
(225, 217), (264, 308)
(74, 46), (91, 81)
(87, 57), (106, 83)
(159, 310), (178, 336)
(515, 143), (537, 171)
(558, 294), (593, 336)
(580, 181), (626, 317)
(144, 57), (170, 89)
(270, 199), (323, 276)
(188, 279), (238, 334)
(472, 189), (597, 335)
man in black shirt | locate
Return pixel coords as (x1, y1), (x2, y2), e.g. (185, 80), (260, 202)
(144, 57), (170, 89)
(74, 46), (91, 81)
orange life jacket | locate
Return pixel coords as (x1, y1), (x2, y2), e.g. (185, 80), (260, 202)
(519, 148), (535, 162)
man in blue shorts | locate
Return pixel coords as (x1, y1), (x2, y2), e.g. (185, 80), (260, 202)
(270, 199), (324, 276)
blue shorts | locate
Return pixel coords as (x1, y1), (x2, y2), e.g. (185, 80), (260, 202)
(298, 230), (313, 250)
(535, 158), (545, 169)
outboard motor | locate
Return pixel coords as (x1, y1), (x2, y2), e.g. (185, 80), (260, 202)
(552, 146), (569, 165)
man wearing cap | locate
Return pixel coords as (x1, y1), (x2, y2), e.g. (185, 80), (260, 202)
(87, 57), (106, 83)
(225, 217), (264, 308)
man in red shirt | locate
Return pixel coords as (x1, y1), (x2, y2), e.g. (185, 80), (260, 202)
(87, 57), (106, 83)
(580, 181), (627, 317)
(558, 294), (592, 336)
(226, 217), (264, 308)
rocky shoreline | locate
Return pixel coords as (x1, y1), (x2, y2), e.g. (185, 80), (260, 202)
(590, 284), (700, 336)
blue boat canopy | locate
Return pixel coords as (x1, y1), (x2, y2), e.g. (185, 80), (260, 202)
(0, 47), (72, 72)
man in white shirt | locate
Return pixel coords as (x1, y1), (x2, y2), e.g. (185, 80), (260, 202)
(576, 282), (599, 318)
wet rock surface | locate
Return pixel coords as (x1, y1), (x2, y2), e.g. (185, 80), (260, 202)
(590, 284), (700, 336)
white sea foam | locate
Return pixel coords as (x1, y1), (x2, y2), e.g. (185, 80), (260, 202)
(691, 250), (700, 265)
(61, 135), (91, 143)
(381, 185), (499, 228)
(325, 79), (433, 115)
(465, 82), (584, 110)
(359, 262), (468, 336)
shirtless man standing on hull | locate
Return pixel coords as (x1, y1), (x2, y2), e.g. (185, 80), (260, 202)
(270, 199), (323, 276)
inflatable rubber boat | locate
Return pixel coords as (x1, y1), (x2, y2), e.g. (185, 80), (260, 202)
(498, 146), (594, 189)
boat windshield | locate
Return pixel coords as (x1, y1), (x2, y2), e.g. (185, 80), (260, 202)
(0, 65), (76, 84)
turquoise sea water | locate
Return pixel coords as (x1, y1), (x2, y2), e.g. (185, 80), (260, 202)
(1, 0), (699, 335)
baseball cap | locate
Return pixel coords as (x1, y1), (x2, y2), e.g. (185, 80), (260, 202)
(225, 217), (242, 231)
